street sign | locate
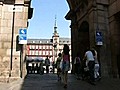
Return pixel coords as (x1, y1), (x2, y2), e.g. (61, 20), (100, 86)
(19, 28), (27, 44)
(96, 31), (103, 45)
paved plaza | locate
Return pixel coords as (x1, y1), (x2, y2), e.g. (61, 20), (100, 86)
(0, 73), (120, 90)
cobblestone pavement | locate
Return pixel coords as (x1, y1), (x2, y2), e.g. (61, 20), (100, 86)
(0, 73), (120, 90)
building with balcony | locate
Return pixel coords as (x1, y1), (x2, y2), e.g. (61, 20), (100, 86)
(27, 38), (71, 62)
(26, 18), (71, 64)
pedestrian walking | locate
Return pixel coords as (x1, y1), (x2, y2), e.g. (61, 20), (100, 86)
(74, 53), (81, 80)
(91, 47), (101, 81)
(83, 47), (95, 85)
(39, 60), (44, 75)
(61, 44), (70, 88)
(56, 53), (62, 81)
(52, 61), (55, 73)
(45, 56), (50, 74)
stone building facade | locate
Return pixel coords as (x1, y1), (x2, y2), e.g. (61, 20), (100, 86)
(26, 19), (71, 67)
(65, 0), (120, 78)
(0, 0), (33, 82)
(26, 38), (71, 64)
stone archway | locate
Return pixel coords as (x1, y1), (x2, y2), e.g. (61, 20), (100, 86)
(78, 21), (90, 58)
(112, 12), (120, 78)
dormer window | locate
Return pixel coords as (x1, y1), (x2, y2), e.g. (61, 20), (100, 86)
(32, 41), (35, 43)
(39, 41), (42, 43)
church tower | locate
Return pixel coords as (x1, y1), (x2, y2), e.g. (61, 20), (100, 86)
(52, 16), (59, 61)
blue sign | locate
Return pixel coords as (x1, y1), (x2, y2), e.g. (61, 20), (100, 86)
(19, 36), (27, 40)
(96, 31), (103, 45)
(19, 28), (27, 44)
(19, 29), (27, 34)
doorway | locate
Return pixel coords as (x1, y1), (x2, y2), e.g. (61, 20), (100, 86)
(114, 12), (120, 78)
(78, 21), (90, 58)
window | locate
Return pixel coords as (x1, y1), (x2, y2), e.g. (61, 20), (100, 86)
(36, 45), (38, 49)
(43, 51), (45, 55)
(50, 46), (53, 49)
(31, 51), (34, 55)
(32, 41), (35, 43)
(31, 45), (35, 49)
(46, 51), (49, 55)
(35, 51), (39, 55)
(39, 41), (42, 43)
(29, 50), (32, 55)
(39, 46), (42, 49)
(43, 45), (45, 49)
(39, 51), (42, 55)
(50, 51), (53, 55)
(29, 45), (32, 49)
(47, 41), (49, 43)
(46, 45), (49, 49)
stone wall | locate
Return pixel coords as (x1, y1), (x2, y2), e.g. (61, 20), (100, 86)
(66, 0), (120, 78)
(0, 0), (31, 82)
(109, 0), (120, 78)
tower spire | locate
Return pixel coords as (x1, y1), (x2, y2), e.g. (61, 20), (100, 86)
(54, 15), (57, 33)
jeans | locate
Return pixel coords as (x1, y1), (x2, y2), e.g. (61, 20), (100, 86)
(88, 61), (95, 82)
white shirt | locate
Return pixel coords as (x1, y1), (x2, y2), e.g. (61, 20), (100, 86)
(94, 50), (98, 63)
(85, 51), (94, 61)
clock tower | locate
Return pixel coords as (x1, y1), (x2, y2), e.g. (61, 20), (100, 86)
(52, 16), (59, 61)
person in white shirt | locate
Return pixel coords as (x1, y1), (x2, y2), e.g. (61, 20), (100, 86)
(91, 48), (100, 80)
(45, 56), (50, 73)
(83, 48), (95, 85)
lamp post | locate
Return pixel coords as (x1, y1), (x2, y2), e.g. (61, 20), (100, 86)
(8, 5), (23, 77)
(9, 6), (15, 77)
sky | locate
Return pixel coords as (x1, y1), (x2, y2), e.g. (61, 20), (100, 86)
(27, 0), (71, 39)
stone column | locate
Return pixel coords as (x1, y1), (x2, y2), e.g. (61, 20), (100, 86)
(0, 0), (31, 82)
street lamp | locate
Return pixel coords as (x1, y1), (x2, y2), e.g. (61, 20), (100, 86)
(9, 5), (15, 77)
(8, 5), (23, 77)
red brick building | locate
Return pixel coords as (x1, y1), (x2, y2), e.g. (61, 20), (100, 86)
(26, 19), (71, 63)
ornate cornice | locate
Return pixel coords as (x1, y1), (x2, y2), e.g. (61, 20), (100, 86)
(65, 10), (76, 20)
(0, 0), (14, 4)
(24, 0), (31, 6)
(0, 0), (32, 6)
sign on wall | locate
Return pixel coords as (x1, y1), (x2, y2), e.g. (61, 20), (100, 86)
(19, 28), (27, 44)
(8, 6), (23, 12)
(96, 31), (103, 45)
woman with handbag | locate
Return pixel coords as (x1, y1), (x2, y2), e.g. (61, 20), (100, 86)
(62, 44), (70, 88)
